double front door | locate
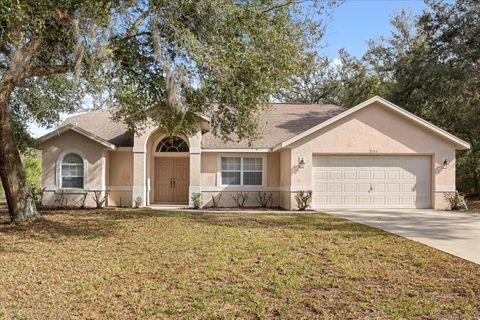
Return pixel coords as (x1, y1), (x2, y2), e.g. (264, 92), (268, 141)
(154, 157), (189, 203)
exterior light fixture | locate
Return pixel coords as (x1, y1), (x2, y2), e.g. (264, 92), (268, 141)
(443, 158), (449, 169)
(298, 157), (305, 169)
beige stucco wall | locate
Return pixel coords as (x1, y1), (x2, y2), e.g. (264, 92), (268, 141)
(41, 130), (107, 207)
(106, 151), (133, 207)
(279, 149), (292, 209)
(201, 152), (217, 186)
(283, 102), (458, 210)
(108, 191), (133, 207)
(108, 151), (133, 186)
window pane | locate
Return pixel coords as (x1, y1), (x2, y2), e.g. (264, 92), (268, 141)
(221, 157), (241, 171)
(63, 153), (83, 164)
(62, 165), (70, 177)
(243, 172), (262, 185)
(77, 165), (84, 176)
(221, 172), (241, 185)
(243, 158), (262, 171)
(62, 177), (83, 188)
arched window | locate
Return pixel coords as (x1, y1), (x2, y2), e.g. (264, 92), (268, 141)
(155, 136), (189, 152)
(61, 153), (84, 188)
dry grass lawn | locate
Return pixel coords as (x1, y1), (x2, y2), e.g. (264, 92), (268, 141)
(0, 209), (479, 319)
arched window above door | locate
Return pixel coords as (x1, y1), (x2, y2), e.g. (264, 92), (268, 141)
(155, 136), (189, 152)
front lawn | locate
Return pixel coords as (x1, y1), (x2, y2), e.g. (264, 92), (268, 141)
(0, 210), (479, 319)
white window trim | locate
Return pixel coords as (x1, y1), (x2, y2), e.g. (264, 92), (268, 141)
(56, 149), (88, 191)
(216, 153), (267, 188)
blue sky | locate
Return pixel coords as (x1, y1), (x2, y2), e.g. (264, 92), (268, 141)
(30, 0), (428, 138)
(322, 0), (427, 58)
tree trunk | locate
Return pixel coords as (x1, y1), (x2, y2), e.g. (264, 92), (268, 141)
(0, 87), (39, 222)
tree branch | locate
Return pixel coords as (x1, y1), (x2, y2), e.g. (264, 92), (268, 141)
(119, 9), (151, 42)
(260, 0), (307, 14)
(24, 64), (72, 79)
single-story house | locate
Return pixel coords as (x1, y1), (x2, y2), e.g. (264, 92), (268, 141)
(40, 96), (470, 210)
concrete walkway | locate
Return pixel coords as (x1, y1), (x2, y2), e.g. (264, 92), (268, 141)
(324, 209), (480, 265)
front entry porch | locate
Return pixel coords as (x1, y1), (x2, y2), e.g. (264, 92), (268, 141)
(132, 128), (202, 208)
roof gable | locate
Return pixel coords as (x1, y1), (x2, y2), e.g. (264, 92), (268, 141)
(273, 96), (470, 151)
(39, 124), (117, 149)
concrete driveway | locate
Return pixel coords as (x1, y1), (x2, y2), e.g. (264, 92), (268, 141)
(324, 209), (480, 265)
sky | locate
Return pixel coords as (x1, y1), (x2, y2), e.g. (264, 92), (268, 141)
(321, 0), (427, 59)
(29, 0), (428, 138)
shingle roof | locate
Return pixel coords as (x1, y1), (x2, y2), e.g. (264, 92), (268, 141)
(62, 109), (133, 147)
(202, 104), (345, 149)
(59, 104), (345, 149)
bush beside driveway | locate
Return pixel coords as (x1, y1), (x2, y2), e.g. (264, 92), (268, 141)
(0, 210), (479, 319)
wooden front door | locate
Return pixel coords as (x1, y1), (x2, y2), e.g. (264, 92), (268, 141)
(154, 157), (189, 203)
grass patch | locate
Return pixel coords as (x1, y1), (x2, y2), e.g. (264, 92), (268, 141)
(0, 209), (479, 319)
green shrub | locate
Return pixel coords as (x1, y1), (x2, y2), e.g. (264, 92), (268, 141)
(257, 192), (273, 208)
(232, 192), (249, 208)
(295, 190), (312, 211)
(211, 193), (222, 208)
(191, 193), (203, 209)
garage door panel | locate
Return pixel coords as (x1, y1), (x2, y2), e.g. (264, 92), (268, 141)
(358, 195), (371, 206)
(343, 195), (356, 206)
(312, 155), (431, 209)
(358, 171), (370, 180)
(387, 170), (400, 180)
(372, 170), (385, 180)
(372, 195), (386, 206)
(313, 171), (327, 180)
(343, 171), (356, 180)
(328, 171), (342, 179)
(402, 183), (415, 192)
(386, 195), (400, 206)
(327, 195), (342, 206)
(314, 182), (327, 192)
(387, 183), (400, 192)
(401, 194), (414, 205)
(328, 182), (342, 193)
(314, 195), (327, 206)
(358, 183), (370, 192)
(344, 183), (356, 192)
(372, 183), (385, 192)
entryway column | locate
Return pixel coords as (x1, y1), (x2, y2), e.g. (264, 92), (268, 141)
(132, 147), (147, 207)
(132, 126), (156, 207)
(188, 130), (202, 207)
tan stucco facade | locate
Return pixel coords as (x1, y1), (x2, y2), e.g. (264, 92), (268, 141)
(41, 98), (467, 210)
(282, 101), (459, 210)
(42, 130), (107, 207)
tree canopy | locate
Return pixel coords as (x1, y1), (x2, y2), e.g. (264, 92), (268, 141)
(0, 0), (337, 221)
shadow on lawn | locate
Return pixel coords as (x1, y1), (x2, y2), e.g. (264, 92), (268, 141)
(91, 209), (381, 236)
(0, 211), (118, 242)
(0, 209), (382, 243)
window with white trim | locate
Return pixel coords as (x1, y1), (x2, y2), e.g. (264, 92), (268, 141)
(221, 157), (263, 186)
(61, 153), (84, 188)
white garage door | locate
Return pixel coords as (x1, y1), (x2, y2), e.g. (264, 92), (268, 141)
(312, 155), (431, 209)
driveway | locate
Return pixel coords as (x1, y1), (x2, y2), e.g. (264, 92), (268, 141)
(324, 209), (480, 265)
